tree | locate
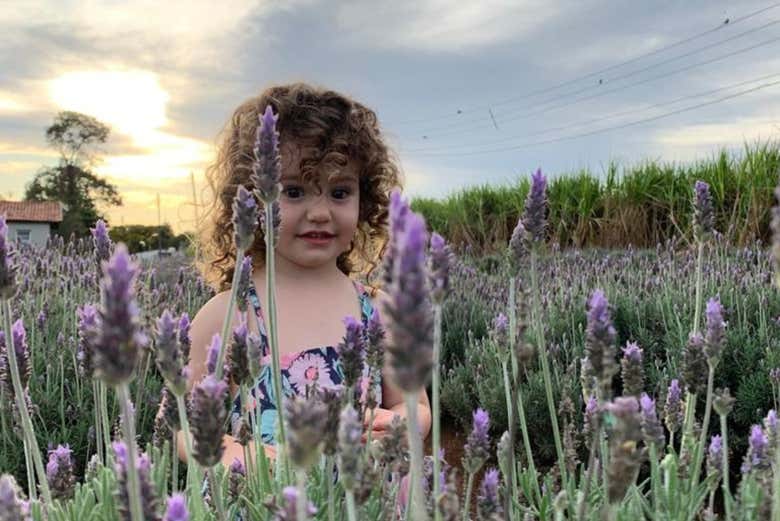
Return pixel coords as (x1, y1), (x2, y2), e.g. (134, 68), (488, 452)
(24, 111), (122, 238)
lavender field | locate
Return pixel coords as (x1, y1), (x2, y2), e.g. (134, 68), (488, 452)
(3, 130), (780, 520)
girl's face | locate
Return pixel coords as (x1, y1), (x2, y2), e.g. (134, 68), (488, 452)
(274, 143), (361, 271)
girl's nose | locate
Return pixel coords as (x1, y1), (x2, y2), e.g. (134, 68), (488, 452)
(306, 193), (331, 222)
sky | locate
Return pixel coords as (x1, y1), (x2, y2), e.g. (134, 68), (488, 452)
(1, 0), (780, 234)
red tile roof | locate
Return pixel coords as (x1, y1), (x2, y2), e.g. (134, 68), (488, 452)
(0, 201), (63, 223)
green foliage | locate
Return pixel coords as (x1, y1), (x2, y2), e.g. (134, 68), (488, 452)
(109, 224), (191, 254)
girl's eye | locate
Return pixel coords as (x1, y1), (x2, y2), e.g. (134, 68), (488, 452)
(283, 186), (303, 199)
(332, 188), (352, 199)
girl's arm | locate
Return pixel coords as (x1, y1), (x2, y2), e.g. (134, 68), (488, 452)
(373, 289), (432, 440)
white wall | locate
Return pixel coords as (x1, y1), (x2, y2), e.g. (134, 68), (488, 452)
(8, 222), (51, 247)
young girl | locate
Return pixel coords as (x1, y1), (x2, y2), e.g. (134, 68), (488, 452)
(179, 82), (432, 468)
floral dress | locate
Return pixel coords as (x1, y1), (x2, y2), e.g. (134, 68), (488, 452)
(229, 279), (382, 445)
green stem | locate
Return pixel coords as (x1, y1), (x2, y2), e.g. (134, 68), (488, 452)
(691, 365), (715, 490)
(2, 299), (51, 505)
(117, 383), (144, 521)
(693, 241), (704, 334)
(345, 490), (357, 521)
(327, 456), (335, 521)
(404, 392), (427, 521)
(215, 250), (244, 381)
(500, 359), (518, 516)
(265, 203), (289, 481)
(22, 437), (36, 501)
(530, 250), (567, 484)
(296, 469), (307, 521)
(462, 473), (475, 521)
(175, 393), (195, 491)
(649, 444), (660, 520)
(171, 433), (178, 493)
(99, 382), (112, 464)
(92, 380), (103, 463)
(721, 415), (732, 521)
(209, 466), (227, 521)
(432, 303), (442, 521)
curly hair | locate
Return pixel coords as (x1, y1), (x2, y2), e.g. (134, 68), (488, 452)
(196, 82), (403, 293)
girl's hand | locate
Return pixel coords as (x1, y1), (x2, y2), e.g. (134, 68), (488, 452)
(362, 407), (400, 441)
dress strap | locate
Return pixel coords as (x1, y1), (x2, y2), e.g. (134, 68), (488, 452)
(246, 284), (270, 356)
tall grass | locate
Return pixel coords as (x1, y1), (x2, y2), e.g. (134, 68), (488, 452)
(412, 140), (780, 254)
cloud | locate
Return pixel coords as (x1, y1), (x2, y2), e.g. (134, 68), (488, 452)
(655, 116), (780, 149)
(335, 0), (560, 53)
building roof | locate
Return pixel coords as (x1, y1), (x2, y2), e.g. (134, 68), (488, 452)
(0, 201), (63, 223)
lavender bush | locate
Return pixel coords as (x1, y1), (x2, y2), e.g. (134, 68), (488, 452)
(3, 104), (780, 521)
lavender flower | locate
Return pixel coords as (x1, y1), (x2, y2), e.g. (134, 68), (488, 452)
(177, 313), (191, 363)
(113, 442), (160, 521)
(339, 316), (365, 393)
(163, 493), (188, 521)
(522, 168), (547, 244)
(93, 245), (146, 387)
(583, 395), (599, 447)
(232, 185), (259, 252)
(703, 297), (726, 364)
(206, 334), (221, 377)
(682, 332), (707, 395)
(620, 341), (644, 397)
(91, 219), (112, 266)
(235, 256), (253, 313)
(741, 424), (769, 474)
(265, 486), (316, 521)
(0, 474), (23, 520)
(247, 333), (263, 382)
(664, 379), (684, 435)
(764, 409), (778, 449)
(382, 190), (411, 288)
(428, 232), (452, 304)
(8, 319), (30, 389)
(706, 435), (723, 482)
(605, 396), (643, 504)
(639, 393), (665, 450)
(259, 200), (281, 244)
(364, 308), (385, 411)
(46, 444), (76, 500)
(338, 404), (363, 490)
(228, 458), (246, 502)
(153, 386), (179, 448)
(189, 375), (228, 468)
(155, 310), (186, 396)
(320, 387), (344, 456)
(476, 468), (502, 520)
(285, 392), (328, 470)
(228, 320), (250, 387)
(508, 219), (527, 263)
(693, 180), (715, 241)
(462, 408), (491, 474)
(377, 415), (409, 475)
(383, 210), (434, 392)
(771, 367), (780, 386)
(491, 312), (508, 346)
(585, 289), (618, 396)
(251, 105), (282, 203)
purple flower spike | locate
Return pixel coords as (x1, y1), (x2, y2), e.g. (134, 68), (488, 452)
(190, 374), (228, 468)
(112, 442), (159, 521)
(639, 393), (664, 449)
(704, 297), (726, 364)
(382, 189), (411, 288)
(164, 493), (189, 521)
(251, 105), (282, 203)
(235, 256), (253, 313)
(338, 316), (365, 392)
(383, 211), (434, 393)
(268, 485), (316, 520)
(177, 312), (191, 362)
(693, 180), (715, 241)
(585, 289), (617, 396)
(206, 333), (221, 377)
(706, 434), (723, 480)
(93, 244), (146, 386)
(155, 309), (186, 396)
(91, 219), (112, 265)
(0, 474), (23, 520)
(0, 215), (15, 299)
(477, 468), (502, 519)
(428, 232), (452, 304)
(621, 341), (644, 397)
(232, 185), (259, 252)
(46, 444), (75, 500)
(463, 408), (491, 474)
(523, 168), (548, 244)
(228, 320), (251, 387)
(337, 404), (362, 491)
(741, 424), (769, 474)
(664, 379), (684, 435)
(508, 219), (527, 262)
(8, 319), (30, 389)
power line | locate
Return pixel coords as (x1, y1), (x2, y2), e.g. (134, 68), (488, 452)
(408, 32), (780, 142)
(392, 1), (780, 126)
(405, 70), (780, 153)
(407, 77), (780, 157)
(412, 18), (779, 137)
